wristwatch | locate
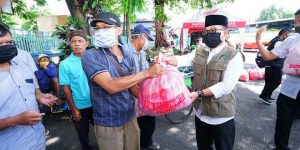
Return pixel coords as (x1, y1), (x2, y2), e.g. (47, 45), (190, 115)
(197, 90), (204, 101)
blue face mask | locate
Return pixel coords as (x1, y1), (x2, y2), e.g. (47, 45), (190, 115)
(141, 35), (149, 51)
(94, 28), (118, 48)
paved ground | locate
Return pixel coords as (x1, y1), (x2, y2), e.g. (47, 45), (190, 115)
(45, 52), (300, 150)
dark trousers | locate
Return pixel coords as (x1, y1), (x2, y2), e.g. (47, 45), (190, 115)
(260, 67), (282, 99)
(73, 107), (94, 150)
(195, 116), (235, 150)
(274, 92), (300, 150)
(138, 115), (156, 147)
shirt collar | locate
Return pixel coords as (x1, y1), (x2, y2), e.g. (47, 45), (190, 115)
(209, 42), (227, 55)
(101, 46), (128, 57)
(69, 53), (81, 62)
(128, 42), (138, 53)
(10, 57), (19, 66)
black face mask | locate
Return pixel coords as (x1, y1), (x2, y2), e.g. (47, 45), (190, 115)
(203, 33), (222, 49)
(0, 45), (18, 63)
(295, 26), (300, 34)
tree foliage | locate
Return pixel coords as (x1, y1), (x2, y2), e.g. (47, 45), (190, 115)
(0, 0), (47, 30)
(52, 16), (86, 55)
(257, 5), (294, 22)
(64, 0), (146, 37)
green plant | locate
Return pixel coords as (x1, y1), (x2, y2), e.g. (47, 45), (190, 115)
(0, 0), (48, 29)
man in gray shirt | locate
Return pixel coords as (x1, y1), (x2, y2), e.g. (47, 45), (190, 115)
(256, 9), (300, 150)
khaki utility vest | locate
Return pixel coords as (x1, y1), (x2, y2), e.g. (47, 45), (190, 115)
(192, 46), (240, 118)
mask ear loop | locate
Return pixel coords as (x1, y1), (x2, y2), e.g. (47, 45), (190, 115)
(141, 34), (149, 42)
(128, 34), (141, 44)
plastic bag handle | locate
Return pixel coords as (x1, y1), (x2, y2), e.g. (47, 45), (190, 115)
(158, 53), (163, 64)
(158, 53), (166, 67)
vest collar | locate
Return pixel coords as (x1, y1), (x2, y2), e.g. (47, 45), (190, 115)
(208, 42), (226, 56)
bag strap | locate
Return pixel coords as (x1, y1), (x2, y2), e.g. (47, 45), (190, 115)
(107, 54), (125, 77)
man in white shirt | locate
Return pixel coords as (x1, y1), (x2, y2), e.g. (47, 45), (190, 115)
(258, 28), (291, 105)
(256, 9), (300, 150)
(159, 15), (244, 150)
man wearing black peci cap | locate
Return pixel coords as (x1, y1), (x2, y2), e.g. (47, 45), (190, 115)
(158, 15), (244, 150)
(82, 12), (163, 150)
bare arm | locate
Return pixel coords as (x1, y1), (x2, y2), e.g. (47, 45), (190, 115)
(63, 85), (77, 111)
(154, 55), (178, 66)
(35, 88), (57, 107)
(0, 111), (43, 130)
(93, 64), (162, 94)
(256, 27), (279, 61)
(0, 118), (13, 130)
(202, 88), (214, 97)
(52, 77), (60, 98)
(63, 85), (82, 121)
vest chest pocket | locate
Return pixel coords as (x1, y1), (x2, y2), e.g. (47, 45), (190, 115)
(193, 55), (206, 75)
(209, 62), (226, 81)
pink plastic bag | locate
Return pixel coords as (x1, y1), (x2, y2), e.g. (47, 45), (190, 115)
(239, 69), (249, 82)
(282, 43), (300, 78)
(248, 68), (265, 80)
(137, 55), (192, 116)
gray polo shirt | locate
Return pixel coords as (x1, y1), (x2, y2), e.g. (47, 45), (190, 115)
(271, 33), (300, 99)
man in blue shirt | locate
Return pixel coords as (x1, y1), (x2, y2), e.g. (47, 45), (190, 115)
(59, 30), (93, 150)
(0, 21), (57, 150)
(123, 24), (160, 150)
(82, 11), (163, 150)
(35, 54), (60, 97)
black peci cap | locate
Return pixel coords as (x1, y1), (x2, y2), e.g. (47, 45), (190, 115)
(90, 12), (121, 27)
(205, 15), (228, 28)
(69, 30), (88, 41)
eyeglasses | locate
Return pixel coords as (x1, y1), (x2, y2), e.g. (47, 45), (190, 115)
(141, 34), (150, 41)
(202, 28), (225, 36)
(93, 25), (116, 31)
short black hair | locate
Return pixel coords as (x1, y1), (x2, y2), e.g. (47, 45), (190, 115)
(295, 9), (300, 16)
(278, 28), (291, 36)
(0, 21), (11, 38)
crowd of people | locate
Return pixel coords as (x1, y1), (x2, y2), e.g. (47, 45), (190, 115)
(0, 0), (299, 149)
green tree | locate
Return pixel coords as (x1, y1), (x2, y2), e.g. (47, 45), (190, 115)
(63, 0), (234, 50)
(52, 16), (86, 55)
(65, 0), (146, 37)
(256, 5), (294, 22)
(0, 0), (47, 29)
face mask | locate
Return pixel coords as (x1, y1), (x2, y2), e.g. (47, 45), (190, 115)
(0, 45), (18, 63)
(203, 33), (222, 49)
(295, 26), (300, 34)
(94, 28), (118, 48)
(141, 35), (149, 51)
(147, 41), (155, 50)
(40, 61), (49, 66)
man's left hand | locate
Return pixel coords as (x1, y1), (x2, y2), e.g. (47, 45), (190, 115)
(256, 26), (267, 41)
(189, 92), (198, 102)
(37, 93), (58, 107)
